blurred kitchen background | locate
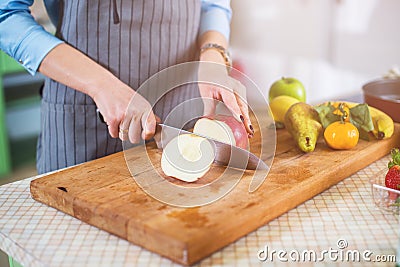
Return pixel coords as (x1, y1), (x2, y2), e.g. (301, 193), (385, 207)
(0, 0), (399, 185)
(0, 0), (55, 186)
(231, 0), (400, 103)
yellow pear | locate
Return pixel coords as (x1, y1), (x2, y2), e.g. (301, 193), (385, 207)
(284, 102), (322, 153)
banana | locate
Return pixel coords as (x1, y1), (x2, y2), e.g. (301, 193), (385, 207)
(319, 101), (394, 140)
(368, 106), (394, 139)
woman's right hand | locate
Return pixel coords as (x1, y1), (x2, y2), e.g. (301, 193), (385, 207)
(93, 84), (158, 144)
(38, 43), (158, 143)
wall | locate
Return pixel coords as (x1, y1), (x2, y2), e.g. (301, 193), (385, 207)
(230, 0), (400, 105)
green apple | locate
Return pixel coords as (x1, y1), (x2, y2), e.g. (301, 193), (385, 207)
(268, 77), (306, 102)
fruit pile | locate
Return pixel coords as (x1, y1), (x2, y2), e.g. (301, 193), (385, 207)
(268, 77), (395, 153)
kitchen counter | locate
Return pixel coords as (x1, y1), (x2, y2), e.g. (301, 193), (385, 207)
(0, 155), (399, 267)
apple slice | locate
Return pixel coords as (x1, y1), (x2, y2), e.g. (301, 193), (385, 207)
(161, 134), (215, 182)
(193, 115), (249, 150)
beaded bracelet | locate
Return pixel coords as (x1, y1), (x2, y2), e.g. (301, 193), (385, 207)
(200, 43), (232, 73)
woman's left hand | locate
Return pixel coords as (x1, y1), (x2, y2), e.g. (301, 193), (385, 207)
(198, 49), (254, 137)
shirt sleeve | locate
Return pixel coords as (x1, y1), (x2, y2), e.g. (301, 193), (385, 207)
(0, 0), (64, 75)
(200, 0), (232, 41)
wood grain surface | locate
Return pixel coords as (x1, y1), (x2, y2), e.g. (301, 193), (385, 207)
(30, 123), (400, 265)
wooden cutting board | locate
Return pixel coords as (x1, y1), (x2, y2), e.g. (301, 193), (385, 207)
(30, 123), (400, 265)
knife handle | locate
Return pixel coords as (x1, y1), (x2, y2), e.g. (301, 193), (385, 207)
(96, 109), (106, 124)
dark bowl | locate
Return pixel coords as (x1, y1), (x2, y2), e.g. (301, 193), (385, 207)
(362, 78), (400, 122)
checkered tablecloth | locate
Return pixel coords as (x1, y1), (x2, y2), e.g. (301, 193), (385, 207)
(0, 156), (398, 267)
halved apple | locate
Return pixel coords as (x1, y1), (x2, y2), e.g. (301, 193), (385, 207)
(161, 134), (215, 182)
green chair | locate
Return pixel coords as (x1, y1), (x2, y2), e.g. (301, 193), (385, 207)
(8, 256), (23, 267)
(0, 51), (26, 177)
(0, 52), (27, 266)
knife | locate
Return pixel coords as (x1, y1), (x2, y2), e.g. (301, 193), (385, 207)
(156, 123), (269, 192)
(96, 108), (269, 192)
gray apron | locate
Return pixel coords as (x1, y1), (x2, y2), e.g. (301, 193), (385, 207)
(37, 0), (201, 174)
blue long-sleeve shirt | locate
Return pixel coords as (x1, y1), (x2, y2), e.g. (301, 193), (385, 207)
(0, 0), (231, 75)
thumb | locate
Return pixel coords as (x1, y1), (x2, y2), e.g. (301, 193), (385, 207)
(141, 111), (157, 140)
(202, 97), (218, 117)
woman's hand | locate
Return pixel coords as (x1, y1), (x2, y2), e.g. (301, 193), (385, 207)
(93, 84), (158, 144)
(39, 43), (158, 144)
(198, 49), (254, 136)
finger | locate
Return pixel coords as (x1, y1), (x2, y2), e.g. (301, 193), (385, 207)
(153, 115), (162, 147)
(153, 125), (162, 149)
(118, 115), (130, 141)
(128, 116), (142, 144)
(235, 92), (253, 136)
(141, 110), (157, 140)
(220, 87), (242, 122)
(233, 81), (253, 135)
(107, 118), (120, 138)
(199, 84), (217, 117)
(118, 127), (129, 141)
(118, 109), (130, 141)
(155, 115), (162, 124)
(109, 125), (119, 138)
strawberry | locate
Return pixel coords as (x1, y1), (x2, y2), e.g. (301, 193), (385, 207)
(385, 148), (400, 200)
(385, 165), (400, 190)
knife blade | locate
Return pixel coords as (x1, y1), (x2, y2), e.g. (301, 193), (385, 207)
(156, 123), (269, 177)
